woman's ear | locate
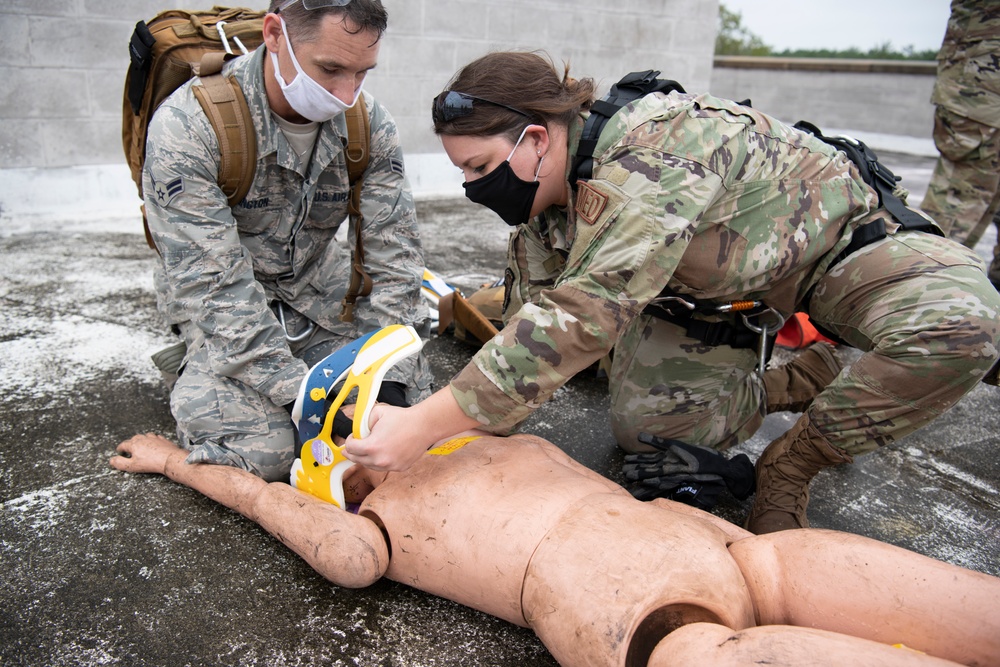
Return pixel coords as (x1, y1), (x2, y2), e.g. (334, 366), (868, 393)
(526, 124), (551, 158)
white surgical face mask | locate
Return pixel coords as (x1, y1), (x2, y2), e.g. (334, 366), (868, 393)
(270, 17), (364, 122)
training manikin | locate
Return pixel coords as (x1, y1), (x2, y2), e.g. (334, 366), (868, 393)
(112, 429), (999, 667)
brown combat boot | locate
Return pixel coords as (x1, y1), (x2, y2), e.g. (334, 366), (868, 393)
(744, 414), (853, 534)
(764, 342), (844, 414)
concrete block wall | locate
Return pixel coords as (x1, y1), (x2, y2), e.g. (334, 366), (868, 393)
(710, 57), (937, 150)
(0, 0), (718, 217)
(0, 0), (268, 170)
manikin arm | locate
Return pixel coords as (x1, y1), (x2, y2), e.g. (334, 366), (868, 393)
(111, 434), (389, 588)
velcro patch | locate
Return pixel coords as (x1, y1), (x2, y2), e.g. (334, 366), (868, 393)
(150, 175), (184, 207)
(575, 181), (608, 225)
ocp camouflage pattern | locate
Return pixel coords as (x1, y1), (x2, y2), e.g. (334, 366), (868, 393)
(450, 89), (1000, 455)
(922, 0), (1000, 285)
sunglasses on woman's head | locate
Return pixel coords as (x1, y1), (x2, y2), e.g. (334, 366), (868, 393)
(432, 91), (530, 124)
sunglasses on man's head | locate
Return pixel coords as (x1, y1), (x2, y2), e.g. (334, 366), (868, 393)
(432, 91), (530, 124)
(278, 0), (351, 11)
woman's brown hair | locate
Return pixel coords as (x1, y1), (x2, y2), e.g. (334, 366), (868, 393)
(433, 51), (596, 141)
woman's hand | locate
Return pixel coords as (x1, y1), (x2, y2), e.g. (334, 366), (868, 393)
(343, 387), (481, 471)
(343, 403), (432, 470)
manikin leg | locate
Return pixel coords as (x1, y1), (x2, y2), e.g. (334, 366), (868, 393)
(650, 622), (964, 667)
(727, 529), (1000, 666)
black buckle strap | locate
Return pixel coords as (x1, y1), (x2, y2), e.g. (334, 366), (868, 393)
(829, 218), (887, 268)
(794, 120), (943, 239)
(572, 70), (685, 191)
(127, 21), (156, 115)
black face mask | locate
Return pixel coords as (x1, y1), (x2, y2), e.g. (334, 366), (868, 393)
(462, 127), (544, 227)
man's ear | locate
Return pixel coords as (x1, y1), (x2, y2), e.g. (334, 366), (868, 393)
(262, 13), (284, 53)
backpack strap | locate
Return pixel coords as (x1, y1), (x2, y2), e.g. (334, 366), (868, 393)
(168, 57), (374, 326)
(143, 54), (255, 252)
(340, 95), (373, 323)
(192, 54), (256, 207)
(793, 121), (942, 238)
(572, 70), (685, 191)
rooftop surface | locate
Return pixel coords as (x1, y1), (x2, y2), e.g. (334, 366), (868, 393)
(1, 151), (998, 666)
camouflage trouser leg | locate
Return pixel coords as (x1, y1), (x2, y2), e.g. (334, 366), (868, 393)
(990, 209), (1000, 287)
(920, 107), (1000, 251)
(808, 230), (1000, 457)
(608, 313), (766, 454)
(171, 314), (353, 482)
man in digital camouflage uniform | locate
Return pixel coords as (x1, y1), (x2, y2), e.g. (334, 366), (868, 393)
(143, 0), (430, 482)
(921, 0), (1000, 291)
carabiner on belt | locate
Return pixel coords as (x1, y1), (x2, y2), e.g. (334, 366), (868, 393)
(741, 306), (786, 377)
(276, 301), (316, 343)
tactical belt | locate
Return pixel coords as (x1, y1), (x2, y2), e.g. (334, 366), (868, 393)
(644, 301), (761, 350)
(642, 292), (782, 372)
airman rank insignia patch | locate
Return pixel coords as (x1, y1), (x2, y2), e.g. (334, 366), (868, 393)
(150, 175), (184, 207)
(576, 181), (608, 225)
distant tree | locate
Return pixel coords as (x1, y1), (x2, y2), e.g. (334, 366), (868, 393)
(774, 41), (938, 60)
(715, 4), (938, 60)
(715, 4), (772, 56)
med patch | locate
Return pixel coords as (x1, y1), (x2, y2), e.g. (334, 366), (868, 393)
(576, 180), (608, 225)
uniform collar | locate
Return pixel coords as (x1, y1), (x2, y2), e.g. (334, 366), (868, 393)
(228, 47), (350, 174)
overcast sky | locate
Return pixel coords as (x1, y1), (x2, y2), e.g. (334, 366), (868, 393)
(719, 0), (953, 53)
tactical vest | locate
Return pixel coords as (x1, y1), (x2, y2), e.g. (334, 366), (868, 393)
(574, 70), (942, 354)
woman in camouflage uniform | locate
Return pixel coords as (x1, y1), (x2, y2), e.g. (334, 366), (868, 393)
(346, 51), (1000, 535)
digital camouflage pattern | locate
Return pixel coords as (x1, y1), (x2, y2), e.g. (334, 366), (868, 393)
(144, 47), (430, 480)
(921, 0), (1000, 285)
(450, 89), (1000, 457)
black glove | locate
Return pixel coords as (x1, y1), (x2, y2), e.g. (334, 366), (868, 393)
(622, 433), (755, 510)
(331, 381), (410, 439)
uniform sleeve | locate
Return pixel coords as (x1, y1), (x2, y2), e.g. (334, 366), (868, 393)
(450, 143), (726, 432)
(504, 223), (564, 323)
(347, 97), (428, 385)
(144, 101), (306, 406)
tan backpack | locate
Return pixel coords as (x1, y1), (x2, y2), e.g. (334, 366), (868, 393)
(122, 6), (372, 322)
